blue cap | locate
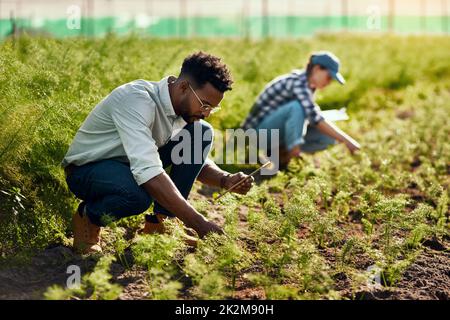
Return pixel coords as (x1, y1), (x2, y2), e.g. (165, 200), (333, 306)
(311, 51), (345, 85)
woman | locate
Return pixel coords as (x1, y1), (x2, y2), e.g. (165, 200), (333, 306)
(241, 51), (360, 169)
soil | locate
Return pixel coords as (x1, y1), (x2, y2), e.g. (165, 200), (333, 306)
(0, 181), (448, 300)
(354, 240), (450, 300)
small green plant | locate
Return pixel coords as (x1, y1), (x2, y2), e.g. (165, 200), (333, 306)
(183, 254), (229, 299)
(131, 220), (188, 299)
(339, 237), (358, 267)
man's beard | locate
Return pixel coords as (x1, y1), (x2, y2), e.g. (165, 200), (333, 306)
(180, 106), (204, 123)
(182, 114), (205, 123)
(178, 100), (205, 123)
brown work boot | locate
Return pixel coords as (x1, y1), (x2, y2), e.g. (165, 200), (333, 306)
(141, 213), (167, 234)
(72, 209), (102, 254)
(141, 213), (198, 248)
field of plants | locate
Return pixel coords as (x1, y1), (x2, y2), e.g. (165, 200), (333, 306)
(0, 34), (449, 300)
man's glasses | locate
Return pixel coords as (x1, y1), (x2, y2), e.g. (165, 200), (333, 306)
(188, 83), (221, 114)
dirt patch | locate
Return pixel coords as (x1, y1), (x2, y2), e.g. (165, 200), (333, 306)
(232, 281), (266, 300)
(0, 245), (151, 300)
(0, 246), (96, 299)
(396, 109), (415, 120)
(116, 269), (150, 300)
(354, 240), (450, 300)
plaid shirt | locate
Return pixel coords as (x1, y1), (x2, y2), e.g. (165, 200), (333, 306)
(241, 69), (324, 130)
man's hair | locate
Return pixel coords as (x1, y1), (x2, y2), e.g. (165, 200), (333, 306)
(180, 51), (233, 92)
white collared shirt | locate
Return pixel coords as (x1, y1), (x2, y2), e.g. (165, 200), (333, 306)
(61, 76), (187, 185)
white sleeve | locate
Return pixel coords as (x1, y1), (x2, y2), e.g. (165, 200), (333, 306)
(111, 92), (164, 185)
(204, 157), (216, 167)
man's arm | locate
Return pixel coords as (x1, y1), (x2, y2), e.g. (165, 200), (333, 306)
(110, 92), (222, 238)
(142, 172), (222, 238)
(197, 160), (254, 194)
(316, 119), (360, 152)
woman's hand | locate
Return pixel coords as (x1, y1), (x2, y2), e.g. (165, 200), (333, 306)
(344, 138), (361, 153)
(316, 119), (361, 154)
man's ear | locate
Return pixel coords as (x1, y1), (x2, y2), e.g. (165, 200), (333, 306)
(179, 79), (190, 93)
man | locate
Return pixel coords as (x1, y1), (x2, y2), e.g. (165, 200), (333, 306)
(241, 51), (360, 169)
(62, 52), (254, 254)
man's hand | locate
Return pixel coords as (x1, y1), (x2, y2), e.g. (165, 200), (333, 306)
(143, 172), (223, 239)
(223, 172), (255, 195)
(195, 219), (224, 238)
(196, 161), (255, 195)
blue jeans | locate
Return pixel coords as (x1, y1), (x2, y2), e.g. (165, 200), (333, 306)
(255, 100), (336, 153)
(65, 121), (213, 227)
